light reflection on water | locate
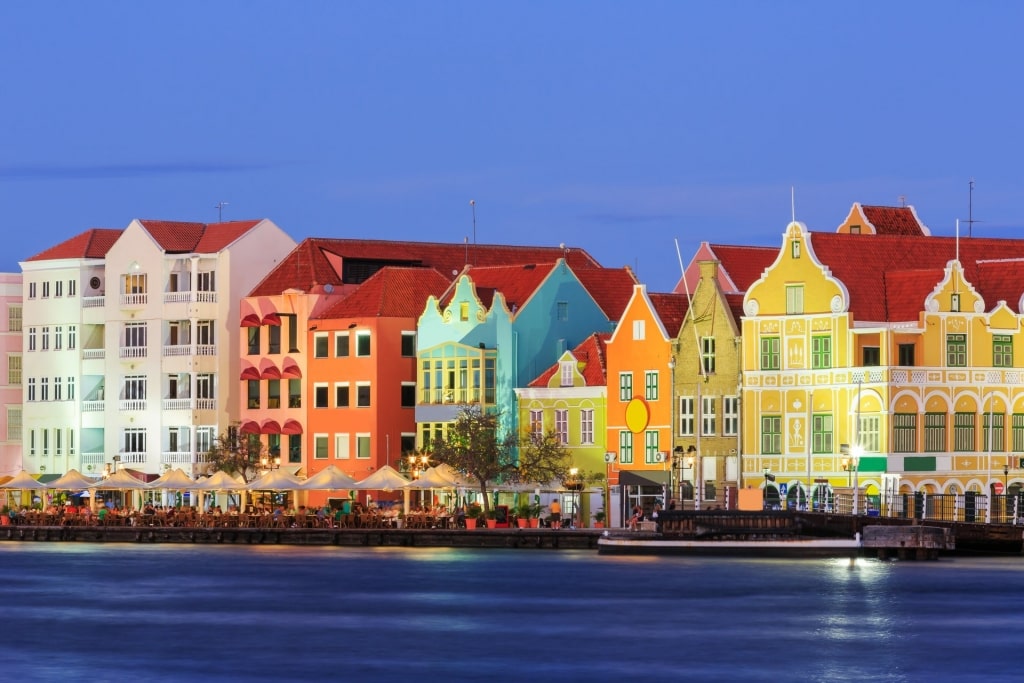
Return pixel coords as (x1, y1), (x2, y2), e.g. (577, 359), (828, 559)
(1, 543), (1022, 682)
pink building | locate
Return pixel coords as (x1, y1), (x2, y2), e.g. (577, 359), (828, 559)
(1, 272), (24, 479)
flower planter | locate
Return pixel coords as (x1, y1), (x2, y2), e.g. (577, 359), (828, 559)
(464, 517), (478, 530)
(528, 518), (540, 528)
(486, 519), (498, 529)
(516, 518), (529, 529)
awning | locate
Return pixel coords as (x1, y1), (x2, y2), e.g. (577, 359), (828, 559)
(240, 300), (261, 327)
(618, 470), (670, 487)
(281, 419), (303, 435)
(239, 420), (261, 435)
(260, 419), (281, 435)
(281, 357), (302, 378)
(259, 358), (281, 380)
(262, 311), (281, 326)
(240, 362), (260, 381)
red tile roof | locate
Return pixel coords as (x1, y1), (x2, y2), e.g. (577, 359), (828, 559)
(139, 219), (262, 253)
(25, 228), (122, 262)
(445, 263), (556, 311)
(313, 267), (452, 319)
(696, 245), (778, 293)
(574, 266), (639, 321)
(860, 205), (928, 236)
(648, 292), (690, 338)
(529, 332), (611, 387)
(725, 293), (746, 326)
(249, 238), (602, 297)
(808, 232), (1024, 320)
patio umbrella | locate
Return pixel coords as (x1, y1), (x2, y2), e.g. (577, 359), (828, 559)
(351, 465), (410, 491)
(147, 468), (196, 490)
(193, 471), (248, 491)
(90, 468), (152, 509)
(0, 470), (50, 490)
(246, 469), (304, 491)
(48, 469), (101, 491)
(298, 465), (357, 491)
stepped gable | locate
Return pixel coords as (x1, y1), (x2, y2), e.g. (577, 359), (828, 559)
(444, 262), (556, 311)
(808, 232), (1024, 321)
(574, 266), (639, 321)
(25, 228), (122, 261)
(529, 332), (610, 388)
(700, 244), (778, 293)
(248, 237), (601, 297)
(312, 266), (451, 319)
(648, 291), (690, 338)
(139, 219), (262, 253)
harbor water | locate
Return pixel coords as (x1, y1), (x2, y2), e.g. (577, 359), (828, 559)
(0, 543), (1021, 681)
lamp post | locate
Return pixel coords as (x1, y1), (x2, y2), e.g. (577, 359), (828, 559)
(851, 444), (862, 515)
(763, 467), (775, 509)
(668, 356), (677, 503)
(567, 467), (582, 529)
(841, 457), (851, 487)
(671, 445), (684, 507)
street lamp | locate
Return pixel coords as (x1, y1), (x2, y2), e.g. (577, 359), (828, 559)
(763, 467), (775, 509)
(851, 445), (863, 515)
(671, 445), (685, 506)
(841, 457), (851, 486)
(566, 467), (583, 529)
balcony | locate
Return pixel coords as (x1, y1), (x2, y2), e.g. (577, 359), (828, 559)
(119, 399), (147, 412)
(163, 398), (192, 411)
(420, 387), (489, 405)
(119, 346), (147, 359)
(120, 293), (148, 307)
(81, 400), (105, 412)
(118, 452), (146, 465)
(163, 291), (218, 304)
(745, 366), (1022, 390)
(82, 296), (105, 308)
(81, 452), (106, 466)
(161, 451), (194, 465)
(196, 398), (216, 411)
(82, 348), (105, 360)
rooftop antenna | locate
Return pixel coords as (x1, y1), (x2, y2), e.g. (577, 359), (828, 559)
(215, 201), (229, 222)
(898, 195), (907, 207)
(469, 200), (477, 244)
(967, 178), (976, 237)
(464, 236), (469, 265)
(791, 186), (796, 222)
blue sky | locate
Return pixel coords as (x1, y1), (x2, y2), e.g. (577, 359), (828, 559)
(3, 1), (1023, 292)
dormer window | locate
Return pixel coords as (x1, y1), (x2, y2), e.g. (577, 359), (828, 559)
(559, 361), (574, 387)
(791, 240), (801, 258)
(951, 293), (960, 312)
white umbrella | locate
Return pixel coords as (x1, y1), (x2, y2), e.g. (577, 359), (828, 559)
(246, 469), (303, 491)
(404, 467), (457, 490)
(194, 471), (248, 491)
(299, 465), (357, 491)
(89, 469), (152, 490)
(48, 469), (101, 490)
(147, 468), (196, 489)
(351, 465), (410, 491)
(431, 463), (475, 487)
(0, 470), (50, 490)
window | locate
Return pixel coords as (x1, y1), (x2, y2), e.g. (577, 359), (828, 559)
(356, 331), (371, 357)
(196, 270), (215, 292)
(701, 337), (716, 374)
(68, 279), (76, 297)
(335, 332), (349, 357)
(196, 374), (214, 400)
(619, 431), (634, 464)
(248, 327), (261, 355)
(1013, 414), (1024, 452)
(953, 412), (975, 452)
(812, 413), (833, 453)
(951, 293), (960, 312)
(247, 381), (260, 409)
(28, 282), (36, 299)
(314, 383), (329, 408)
(760, 337), (780, 370)
(862, 346), (880, 366)
(28, 327), (36, 352)
(401, 382), (416, 408)
(555, 409), (568, 444)
(267, 325), (281, 354)
(811, 335), (831, 369)
(898, 343), (915, 366)
(8, 355), (21, 385)
(529, 410), (543, 439)
(893, 413), (917, 453)
(313, 332), (328, 358)
(7, 407), (21, 443)
(618, 372), (633, 401)
(335, 383), (350, 408)
(124, 322), (147, 349)
(267, 380), (280, 409)
(314, 434), (329, 460)
(459, 302), (469, 321)
(356, 434), (371, 459)
(41, 326), (49, 351)
(702, 396), (716, 436)
(946, 334), (966, 367)
(580, 409), (594, 444)
(559, 361), (574, 387)
(993, 335), (1013, 368)
(557, 301), (568, 321)
(850, 225), (861, 234)
(632, 319), (645, 341)
(791, 240), (801, 258)
(54, 326), (62, 350)
(924, 413), (946, 452)
(8, 305), (21, 332)
(680, 397), (695, 436)
(283, 314), (298, 353)
(356, 382), (371, 407)
(123, 427), (146, 454)
(40, 377), (48, 401)
(723, 396), (739, 437)
(67, 376), (75, 401)
(983, 412), (1005, 452)
(54, 376), (62, 401)
(786, 285), (804, 314)
(335, 433), (350, 459)
(286, 434), (301, 464)
(644, 371), (658, 401)
(287, 378), (301, 407)
(761, 415), (782, 454)
(858, 415), (881, 452)
(644, 430), (659, 464)
(123, 375), (146, 401)
(42, 281), (50, 298)
(196, 427), (214, 455)
(27, 378), (35, 402)
(55, 280), (63, 297)
(401, 332), (415, 357)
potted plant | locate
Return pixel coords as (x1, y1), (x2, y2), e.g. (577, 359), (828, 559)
(465, 503), (483, 530)
(485, 507), (498, 529)
(527, 503), (542, 528)
(515, 504), (531, 529)
(592, 510), (606, 528)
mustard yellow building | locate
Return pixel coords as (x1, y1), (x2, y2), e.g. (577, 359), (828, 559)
(742, 204), (1024, 513)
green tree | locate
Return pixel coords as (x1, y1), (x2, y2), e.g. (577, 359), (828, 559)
(202, 425), (265, 484)
(427, 407), (517, 513)
(512, 430), (572, 488)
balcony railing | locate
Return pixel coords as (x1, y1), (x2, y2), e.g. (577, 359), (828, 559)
(118, 452), (146, 465)
(163, 398), (192, 411)
(82, 296), (105, 308)
(196, 344), (216, 356)
(162, 291), (218, 304)
(119, 346), (147, 359)
(81, 400), (105, 412)
(120, 293), (148, 307)
(160, 451), (194, 464)
(81, 452), (106, 466)
(196, 398), (216, 411)
(82, 348), (105, 360)
(745, 365), (1024, 389)
(163, 345), (192, 357)
(119, 399), (147, 412)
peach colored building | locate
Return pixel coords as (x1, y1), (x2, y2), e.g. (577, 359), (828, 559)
(1, 272), (23, 482)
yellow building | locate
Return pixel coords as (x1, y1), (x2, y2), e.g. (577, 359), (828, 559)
(742, 204), (1024, 514)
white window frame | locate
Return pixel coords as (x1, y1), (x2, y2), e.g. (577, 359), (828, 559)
(335, 433), (351, 459)
(680, 396), (695, 436)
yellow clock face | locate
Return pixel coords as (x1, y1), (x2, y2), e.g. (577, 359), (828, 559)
(625, 397), (650, 433)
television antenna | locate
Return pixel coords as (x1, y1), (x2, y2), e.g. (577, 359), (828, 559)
(215, 201), (229, 222)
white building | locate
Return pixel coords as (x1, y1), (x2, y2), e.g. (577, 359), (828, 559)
(20, 219), (295, 479)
